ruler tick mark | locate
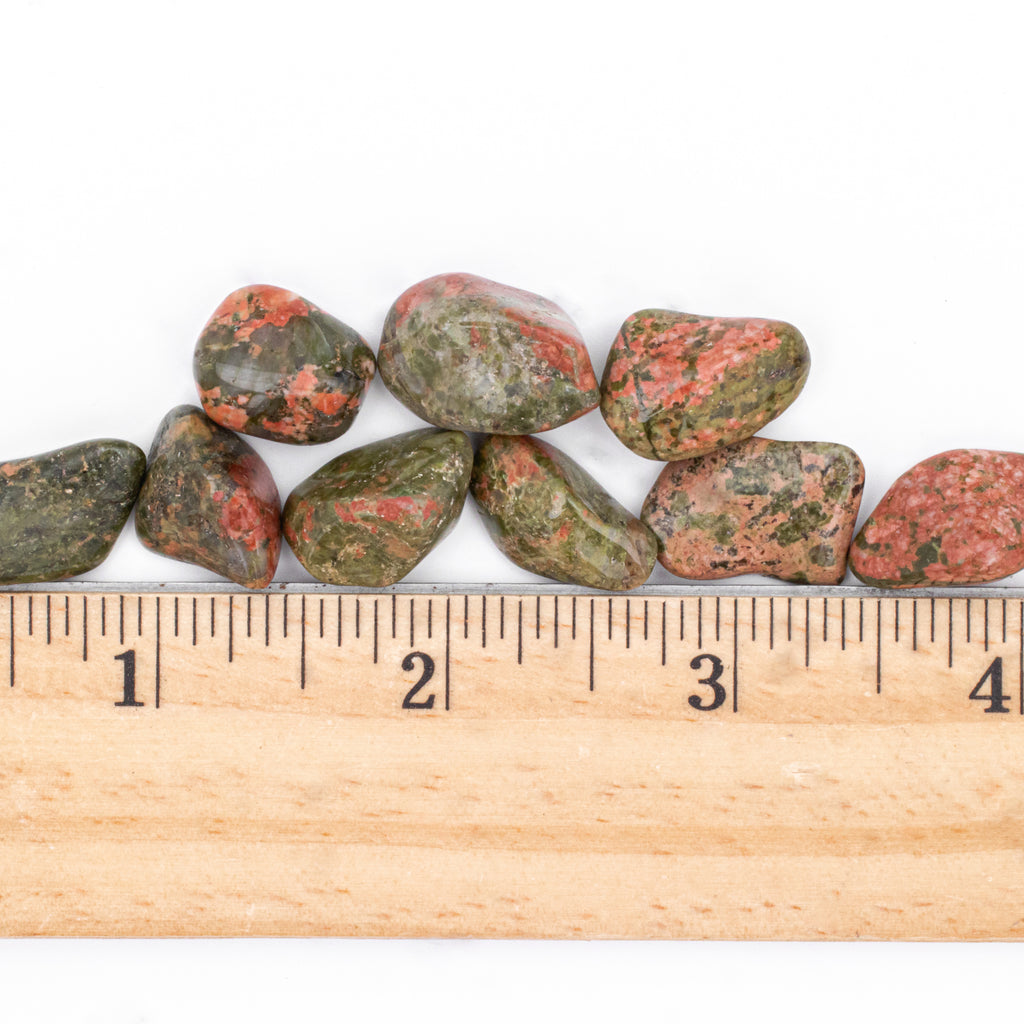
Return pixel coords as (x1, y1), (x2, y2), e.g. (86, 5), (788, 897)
(841, 599), (846, 650)
(137, 595), (142, 637)
(392, 593), (397, 640)
(338, 595), (343, 646)
(536, 595), (541, 641)
(100, 596), (105, 637)
(769, 597), (774, 650)
(589, 599), (595, 691)
(680, 599), (685, 642)
(283, 594), (288, 639)
(608, 598), (613, 642)
(984, 600), (989, 652)
(732, 598), (739, 713)
(82, 596), (87, 662)
(120, 595), (125, 646)
(572, 596), (577, 640)
(319, 599), (324, 640)
(948, 598), (954, 668)
(787, 598), (792, 643)
(46, 595), (51, 645)
(409, 597), (415, 648)
(355, 598), (360, 640)
(643, 600), (649, 642)
(174, 597), (179, 638)
(912, 601), (917, 651)
(697, 597), (703, 649)
(373, 600), (379, 664)
(499, 596), (505, 640)
(427, 599), (432, 641)
(894, 601), (899, 644)
(8, 597), (14, 687)
(265, 594), (270, 647)
(715, 597), (721, 642)
(27, 594), (33, 637)
(301, 595), (307, 689)
(228, 598), (234, 663)
(823, 597), (827, 643)
(517, 600), (523, 664)
(1019, 602), (1023, 716)
(876, 600), (882, 693)
(444, 597), (451, 711)
(483, 595), (488, 649)
(155, 597), (161, 708)
(751, 599), (756, 642)
(247, 596), (252, 639)
(966, 601), (971, 645)
(192, 598), (197, 646)
(859, 599), (864, 643)
(930, 598), (936, 643)
(210, 596), (215, 639)
(64, 596), (70, 637)
(625, 599), (630, 649)
(805, 599), (810, 667)
(661, 601), (667, 666)
(1003, 599), (1007, 644)
(553, 596), (558, 649)
(465, 595), (470, 640)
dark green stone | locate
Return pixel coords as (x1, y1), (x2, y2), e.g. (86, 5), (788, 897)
(0, 439), (146, 584)
(283, 428), (473, 586)
(135, 406), (282, 588)
(471, 434), (658, 590)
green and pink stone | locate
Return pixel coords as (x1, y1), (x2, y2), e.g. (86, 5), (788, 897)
(284, 429), (474, 586)
(194, 284), (376, 445)
(379, 273), (600, 433)
(471, 435), (658, 590)
(135, 406), (281, 588)
(601, 310), (810, 460)
(642, 437), (864, 584)
(850, 449), (1024, 587)
(0, 439), (146, 584)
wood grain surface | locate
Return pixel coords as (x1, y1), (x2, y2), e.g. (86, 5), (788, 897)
(0, 586), (1021, 939)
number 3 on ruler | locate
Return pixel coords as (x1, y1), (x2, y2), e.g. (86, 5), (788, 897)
(688, 653), (726, 711)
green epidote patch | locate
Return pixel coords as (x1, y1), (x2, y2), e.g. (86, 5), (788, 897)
(378, 272), (600, 433)
(135, 406), (282, 588)
(642, 437), (864, 584)
(0, 439), (146, 584)
(601, 309), (811, 460)
(471, 434), (658, 590)
(283, 429), (473, 586)
(195, 284), (376, 445)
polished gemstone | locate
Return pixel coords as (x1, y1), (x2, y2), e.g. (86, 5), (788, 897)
(283, 428), (473, 586)
(471, 434), (657, 590)
(642, 437), (864, 584)
(195, 284), (375, 444)
(0, 439), (146, 583)
(135, 405), (281, 587)
(850, 449), (1024, 587)
(378, 272), (599, 433)
(601, 309), (810, 460)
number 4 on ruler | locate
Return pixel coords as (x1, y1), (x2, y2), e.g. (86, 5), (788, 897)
(969, 657), (1011, 714)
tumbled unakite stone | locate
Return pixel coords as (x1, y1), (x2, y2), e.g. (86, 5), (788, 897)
(136, 406), (281, 588)
(642, 438), (864, 584)
(283, 429), (473, 586)
(0, 440), (146, 584)
(378, 272), (600, 433)
(471, 435), (658, 590)
(850, 449), (1024, 588)
(601, 310), (811, 460)
(195, 284), (376, 445)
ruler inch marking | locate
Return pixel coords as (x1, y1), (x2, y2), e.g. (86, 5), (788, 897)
(444, 597), (451, 711)
(732, 598), (739, 713)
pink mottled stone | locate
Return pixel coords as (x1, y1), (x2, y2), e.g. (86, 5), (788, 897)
(642, 437), (864, 584)
(850, 449), (1024, 588)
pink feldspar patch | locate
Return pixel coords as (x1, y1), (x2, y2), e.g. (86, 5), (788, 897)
(850, 449), (1024, 587)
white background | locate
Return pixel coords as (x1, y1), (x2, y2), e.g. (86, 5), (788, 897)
(2, 0), (1023, 1018)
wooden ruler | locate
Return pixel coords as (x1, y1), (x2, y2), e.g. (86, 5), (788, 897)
(1, 583), (1023, 939)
